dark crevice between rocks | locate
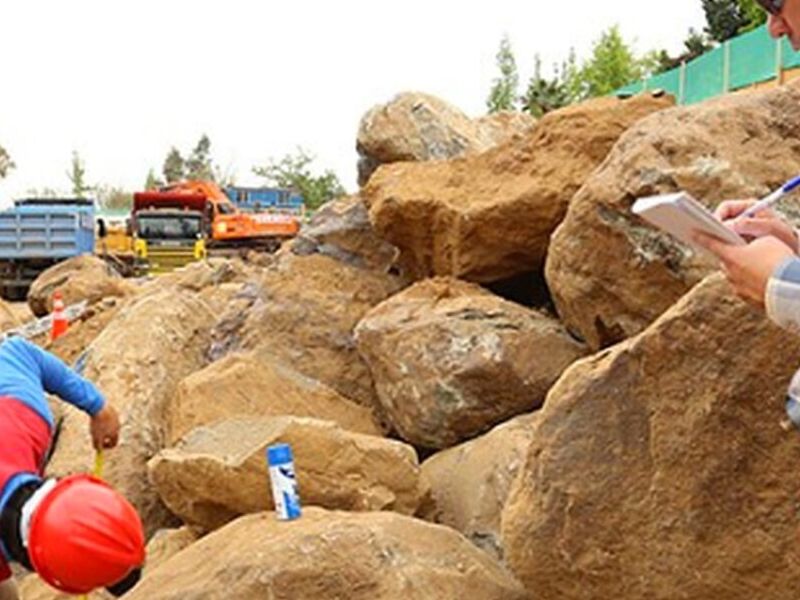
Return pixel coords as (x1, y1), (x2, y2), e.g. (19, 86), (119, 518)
(483, 269), (556, 315)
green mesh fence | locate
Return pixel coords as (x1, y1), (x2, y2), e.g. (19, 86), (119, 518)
(615, 24), (799, 105)
(684, 46), (725, 104)
(729, 26), (777, 89)
(784, 38), (800, 68)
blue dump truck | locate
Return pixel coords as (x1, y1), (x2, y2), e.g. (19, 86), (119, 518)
(224, 186), (304, 214)
(0, 198), (95, 300)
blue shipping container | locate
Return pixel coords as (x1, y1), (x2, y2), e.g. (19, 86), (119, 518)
(224, 186), (304, 212)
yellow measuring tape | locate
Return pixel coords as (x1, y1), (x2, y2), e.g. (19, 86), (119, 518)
(79, 450), (104, 600)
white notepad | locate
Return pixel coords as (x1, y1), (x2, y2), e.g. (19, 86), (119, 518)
(632, 192), (746, 249)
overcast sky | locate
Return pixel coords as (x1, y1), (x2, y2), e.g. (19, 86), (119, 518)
(0, 0), (706, 204)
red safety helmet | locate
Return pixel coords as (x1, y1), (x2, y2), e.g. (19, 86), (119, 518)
(27, 474), (145, 594)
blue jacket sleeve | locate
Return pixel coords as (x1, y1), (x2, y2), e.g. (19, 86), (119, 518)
(29, 342), (106, 416)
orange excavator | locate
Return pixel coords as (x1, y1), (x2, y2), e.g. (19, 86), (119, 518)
(131, 180), (302, 274)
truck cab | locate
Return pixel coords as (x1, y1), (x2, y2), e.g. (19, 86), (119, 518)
(131, 193), (207, 275)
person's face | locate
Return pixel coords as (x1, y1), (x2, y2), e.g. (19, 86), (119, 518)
(767, 0), (800, 50)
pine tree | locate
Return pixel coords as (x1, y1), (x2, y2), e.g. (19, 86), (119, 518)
(521, 56), (572, 118)
(67, 151), (91, 198)
(0, 145), (14, 179)
(580, 25), (642, 98)
(144, 168), (163, 190)
(487, 35), (520, 113)
(162, 147), (185, 183)
(702, 0), (747, 42)
(185, 134), (215, 181)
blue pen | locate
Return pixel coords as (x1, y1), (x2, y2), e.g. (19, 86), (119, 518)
(739, 175), (800, 219)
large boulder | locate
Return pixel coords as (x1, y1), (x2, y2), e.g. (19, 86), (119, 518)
(150, 416), (421, 531)
(167, 349), (382, 444)
(210, 251), (403, 406)
(28, 255), (132, 316)
(362, 94), (673, 284)
(355, 278), (586, 447)
(290, 195), (399, 273)
(45, 288), (214, 535)
(420, 413), (538, 559)
(546, 80), (800, 350)
(356, 91), (536, 185)
(124, 508), (528, 600)
(502, 274), (800, 599)
(0, 298), (20, 332)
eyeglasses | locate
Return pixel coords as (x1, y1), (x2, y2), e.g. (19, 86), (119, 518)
(756, 0), (784, 15)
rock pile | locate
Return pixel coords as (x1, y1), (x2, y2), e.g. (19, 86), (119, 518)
(20, 82), (800, 599)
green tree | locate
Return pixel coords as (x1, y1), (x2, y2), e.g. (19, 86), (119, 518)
(95, 185), (133, 210)
(521, 55), (573, 117)
(67, 151), (91, 198)
(703, 0), (747, 42)
(580, 25), (643, 98)
(487, 35), (520, 113)
(144, 168), (163, 190)
(162, 147), (185, 183)
(737, 0), (767, 32)
(253, 148), (345, 210)
(185, 134), (215, 181)
(0, 145), (13, 179)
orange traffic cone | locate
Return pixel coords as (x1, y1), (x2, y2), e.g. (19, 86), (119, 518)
(50, 291), (68, 341)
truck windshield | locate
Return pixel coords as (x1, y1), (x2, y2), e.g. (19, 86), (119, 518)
(137, 216), (202, 240)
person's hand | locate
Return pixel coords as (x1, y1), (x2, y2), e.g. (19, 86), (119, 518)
(693, 233), (795, 306)
(90, 404), (120, 450)
(714, 199), (799, 251)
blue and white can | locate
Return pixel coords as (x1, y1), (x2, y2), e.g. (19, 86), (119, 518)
(266, 443), (302, 520)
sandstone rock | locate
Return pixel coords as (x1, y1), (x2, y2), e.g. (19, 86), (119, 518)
(210, 251), (403, 406)
(420, 413), (538, 558)
(502, 275), (800, 599)
(44, 297), (121, 365)
(0, 298), (20, 332)
(546, 81), (800, 350)
(27, 255), (132, 317)
(45, 288), (214, 535)
(124, 508), (528, 599)
(290, 195), (399, 272)
(149, 416), (421, 531)
(356, 91), (536, 185)
(355, 278), (586, 447)
(362, 94), (673, 284)
(5, 301), (31, 326)
(167, 349), (382, 444)
(145, 526), (202, 574)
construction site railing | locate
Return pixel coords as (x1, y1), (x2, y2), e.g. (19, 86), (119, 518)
(616, 24), (800, 105)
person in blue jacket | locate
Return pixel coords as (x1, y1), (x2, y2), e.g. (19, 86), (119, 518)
(0, 337), (144, 600)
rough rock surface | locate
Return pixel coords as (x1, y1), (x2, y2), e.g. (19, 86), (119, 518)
(210, 251), (403, 406)
(28, 255), (132, 316)
(45, 297), (121, 365)
(0, 298), (20, 332)
(546, 81), (800, 350)
(167, 349), (382, 444)
(150, 416), (421, 531)
(290, 195), (399, 272)
(45, 288), (214, 535)
(144, 526), (202, 574)
(355, 278), (586, 447)
(420, 413), (538, 558)
(362, 93), (673, 284)
(356, 91), (536, 185)
(502, 275), (800, 599)
(124, 508), (528, 600)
